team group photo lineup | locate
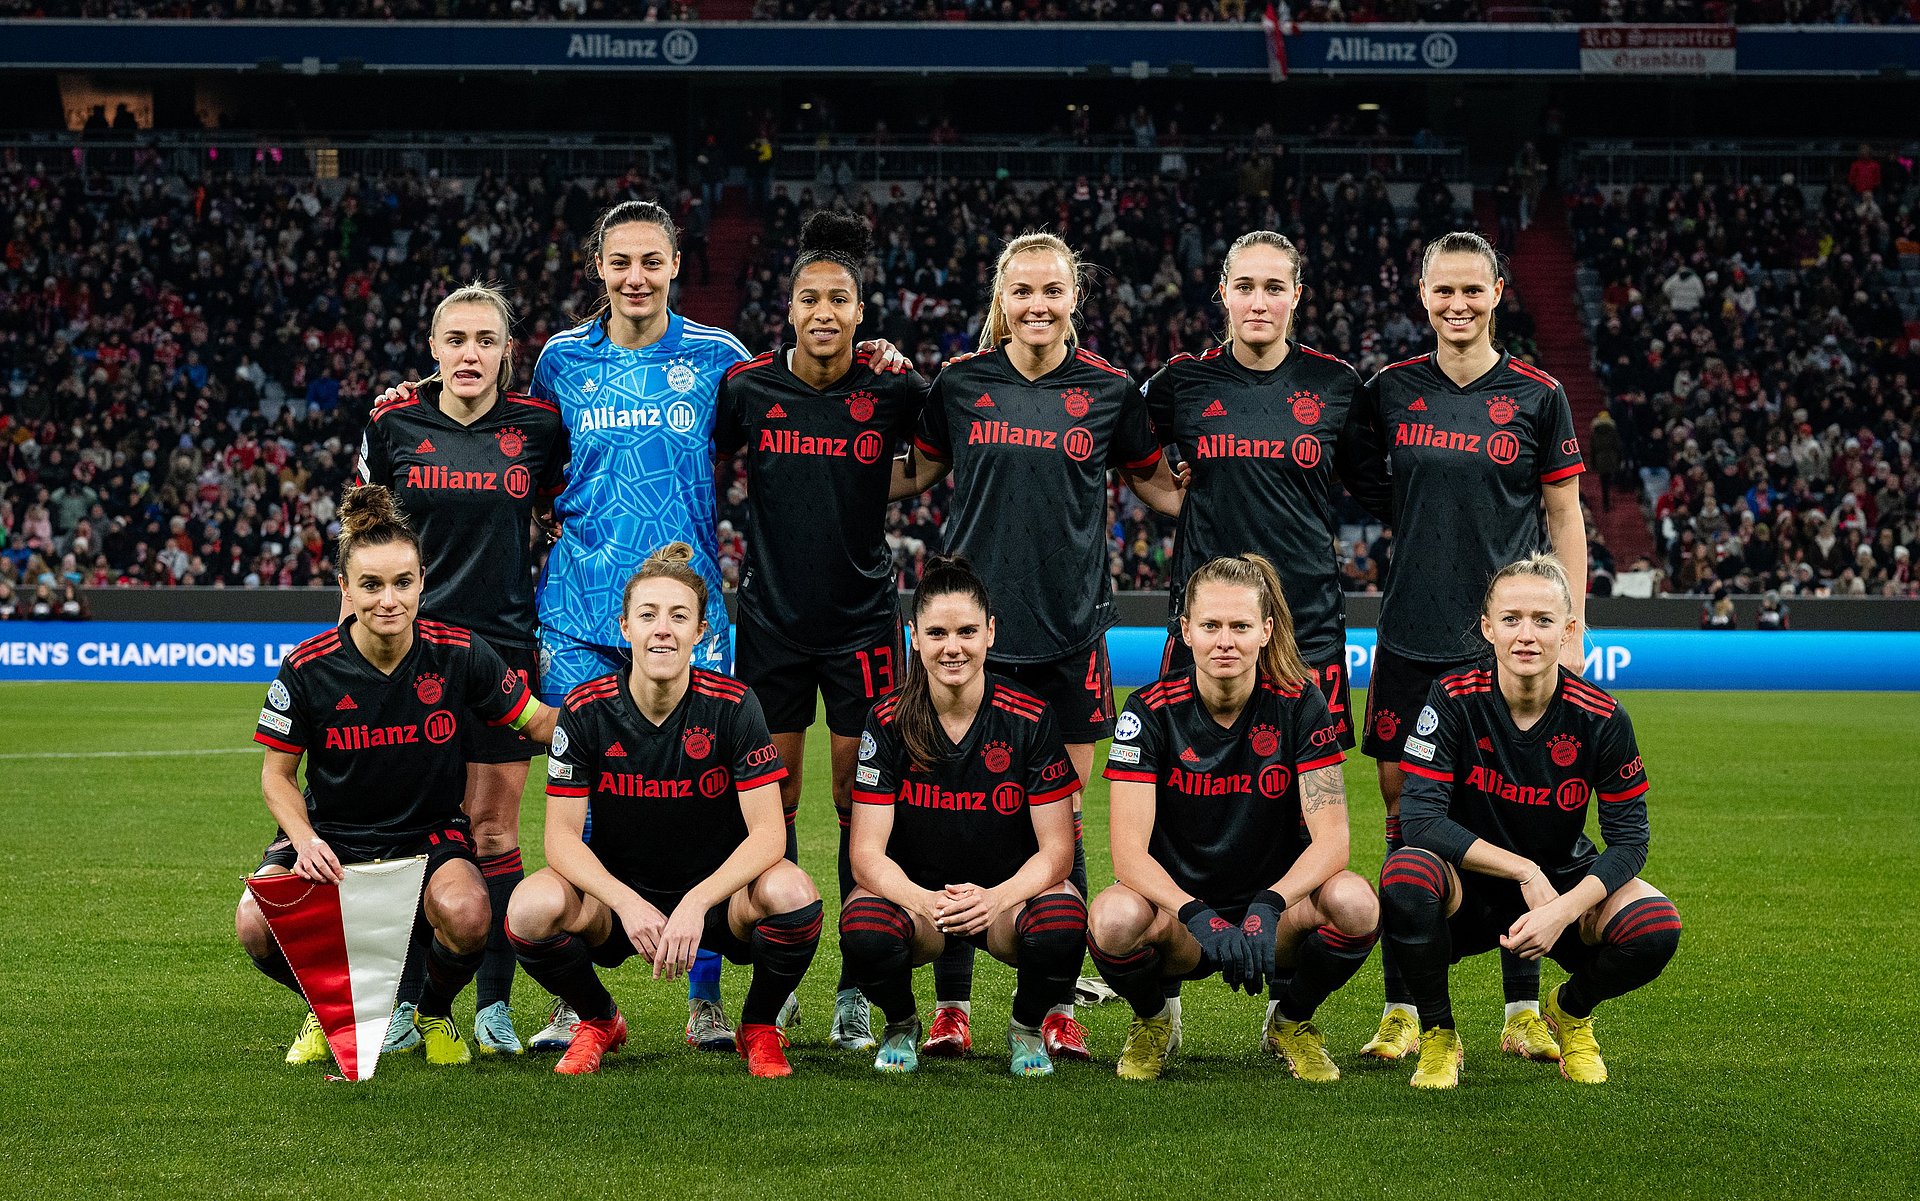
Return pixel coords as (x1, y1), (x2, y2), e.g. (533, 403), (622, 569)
(238, 196), (1677, 1088)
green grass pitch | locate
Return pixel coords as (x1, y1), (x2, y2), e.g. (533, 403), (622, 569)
(3, 683), (1916, 1199)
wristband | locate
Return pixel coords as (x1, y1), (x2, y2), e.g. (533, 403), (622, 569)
(1177, 898), (1209, 925)
(1250, 889), (1287, 915)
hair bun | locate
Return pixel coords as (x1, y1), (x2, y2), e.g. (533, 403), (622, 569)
(647, 540), (696, 567)
(338, 484), (405, 538)
(798, 209), (874, 262)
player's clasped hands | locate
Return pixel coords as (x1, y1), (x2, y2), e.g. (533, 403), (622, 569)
(653, 900), (709, 981)
(292, 835), (345, 884)
(932, 883), (998, 938)
(1180, 899), (1265, 995)
(615, 897), (670, 972)
(1501, 868), (1569, 961)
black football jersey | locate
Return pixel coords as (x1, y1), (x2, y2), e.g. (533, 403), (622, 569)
(714, 349), (928, 652)
(253, 619), (534, 838)
(352, 382), (569, 649)
(1103, 669), (1346, 909)
(1398, 664), (1650, 895)
(544, 667), (787, 895)
(1143, 342), (1382, 661)
(850, 676), (1080, 891)
(915, 345), (1162, 663)
(1360, 352), (1584, 663)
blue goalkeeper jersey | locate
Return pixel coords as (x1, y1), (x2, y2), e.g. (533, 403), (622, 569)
(533, 312), (750, 658)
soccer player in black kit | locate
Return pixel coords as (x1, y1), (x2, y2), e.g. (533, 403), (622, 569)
(1089, 555), (1378, 1082)
(351, 282), (568, 1057)
(1143, 230), (1393, 744)
(237, 485), (556, 1067)
(715, 210), (929, 1054)
(838, 556), (1085, 1077)
(1351, 231), (1589, 1063)
(897, 232), (1182, 1061)
(505, 543), (823, 1078)
(1382, 555), (1680, 1088)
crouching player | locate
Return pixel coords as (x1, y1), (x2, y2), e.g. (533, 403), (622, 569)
(237, 485), (556, 1066)
(1382, 554), (1681, 1089)
(505, 543), (822, 1077)
(1089, 554), (1377, 1082)
(838, 556), (1086, 1077)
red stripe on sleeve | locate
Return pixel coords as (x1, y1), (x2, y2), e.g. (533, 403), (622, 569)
(1399, 762), (1453, 783)
(1103, 768), (1158, 784)
(850, 788), (895, 806)
(546, 785), (591, 799)
(1540, 463), (1585, 484)
(1120, 447), (1164, 471)
(1029, 780), (1079, 806)
(736, 768), (788, 793)
(488, 689), (533, 728)
(1598, 779), (1650, 803)
(913, 436), (947, 460)
(1296, 750), (1346, 774)
(253, 732), (303, 755)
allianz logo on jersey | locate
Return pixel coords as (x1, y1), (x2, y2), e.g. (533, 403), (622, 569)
(574, 359), (703, 434)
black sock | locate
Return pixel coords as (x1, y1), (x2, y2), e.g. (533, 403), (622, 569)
(1087, 935), (1167, 1020)
(395, 909), (428, 1007)
(1556, 897), (1682, 1018)
(839, 896), (917, 1024)
(1070, 810), (1088, 895)
(1380, 816), (1414, 1007)
(1279, 924), (1380, 1023)
(476, 849), (523, 1009)
(1012, 893), (1086, 1027)
(506, 923), (615, 1021)
(249, 947), (302, 997)
(1500, 945), (1541, 1007)
(743, 900), (823, 1027)
(835, 808), (857, 992)
(1379, 848), (1454, 1030)
(783, 798), (800, 865)
(418, 934), (484, 1019)
(931, 939), (974, 1005)
(1161, 977), (1183, 999)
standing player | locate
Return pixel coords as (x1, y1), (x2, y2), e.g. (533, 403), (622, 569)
(900, 232), (1180, 1061)
(528, 199), (909, 1053)
(505, 542), (823, 1078)
(1382, 555), (1681, 1088)
(838, 556), (1086, 1077)
(1089, 554), (1378, 1082)
(236, 485), (555, 1066)
(1143, 230), (1392, 743)
(1352, 230), (1588, 1063)
(351, 283), (567, 1057)
(715, 211), (929, 1053)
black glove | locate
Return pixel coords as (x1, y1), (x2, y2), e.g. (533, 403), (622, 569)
(1240, 890), (1287, 990)
(1181, 899), (1259, 993)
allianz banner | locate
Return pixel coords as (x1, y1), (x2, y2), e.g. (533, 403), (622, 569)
(1580, 25), (1736, 75)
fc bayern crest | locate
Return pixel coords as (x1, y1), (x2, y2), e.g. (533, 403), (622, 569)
(683, 726), (713, 760)
(496, 427), (525, 457)
(1061, 388), (1092, 418)
(414, 673), (444, 705)
(666, 362), (698, 393)
(1250, 724), (1280, 757)
(847, 390), (876, 422)
(1289, 391), (1323, 426)
(1548, 733), (1582, 768)
(983, 740), (1013, 774)
(1487, 396), (1516, 425)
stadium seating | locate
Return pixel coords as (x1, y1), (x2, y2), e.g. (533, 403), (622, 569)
(1566, 159), (1920, 598)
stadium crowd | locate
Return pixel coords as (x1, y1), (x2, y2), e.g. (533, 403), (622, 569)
(1570, 157), (1920, 598)
(6, 0), (1913, 21)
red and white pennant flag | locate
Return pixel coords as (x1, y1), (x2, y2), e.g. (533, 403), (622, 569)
(246, 857), (427, 1081)
(1262, 4), (1297, 82)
